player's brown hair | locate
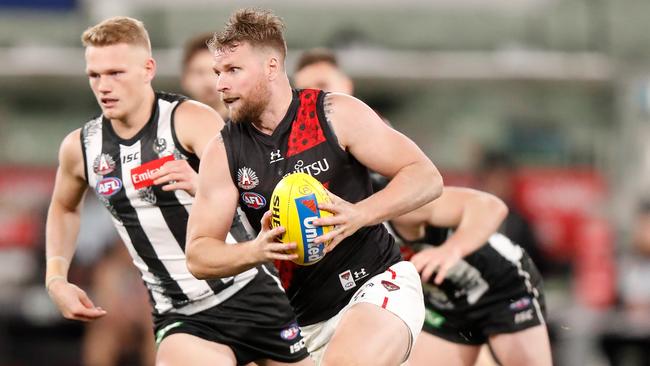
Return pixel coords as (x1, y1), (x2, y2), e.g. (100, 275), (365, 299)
(295, 48), (338, 73)
(81, 16), (151, 52)
(182, 33), (213, 71)
(209, 8), (287, 59)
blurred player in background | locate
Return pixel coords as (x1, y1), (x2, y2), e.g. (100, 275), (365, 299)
(475, 151), (548, 275)
(293, 48), (353, 95)
(82, 239), (155, 366)
(45, 16), (310, 366)
(372, 176), (552, 366)
(181, 32), (229, 119)
(186, 8), (443, 366)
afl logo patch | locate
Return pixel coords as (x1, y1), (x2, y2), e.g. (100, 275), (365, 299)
(96, 177), (122, 197)
(237, 167), (259, 190)
(509, 296), (532, 311)
(241, 192), (266, 209)
(280, 323), (300, 341)
(93, 153), (116, 175)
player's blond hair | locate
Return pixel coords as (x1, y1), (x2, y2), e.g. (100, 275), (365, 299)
(209, 8), (287, 60)
(81, 16), (151, 52)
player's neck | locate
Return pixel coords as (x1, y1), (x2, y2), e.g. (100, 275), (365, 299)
(253, 78), (293, 135)
(109, 88), (156, 139)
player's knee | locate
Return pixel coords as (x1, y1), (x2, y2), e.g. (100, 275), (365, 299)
(320, 351), (366, 366)
(497, 346), (548, 366)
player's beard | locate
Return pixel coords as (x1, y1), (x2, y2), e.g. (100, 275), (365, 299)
(230, 78), (271, 124)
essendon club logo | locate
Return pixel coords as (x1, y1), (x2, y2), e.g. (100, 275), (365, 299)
(96, 177), (122, 197)
(130, 155), (175, 190)
(338, 269), (356, 291)
(381, 280), (400, 292)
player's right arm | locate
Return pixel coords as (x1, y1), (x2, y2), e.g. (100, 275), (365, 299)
(45, 129), (106, 321)
(185, 134), (297, 279)
(393, 187), (508, 284)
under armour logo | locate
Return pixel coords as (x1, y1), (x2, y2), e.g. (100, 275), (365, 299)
(353, 268), (367, 279)
(270, 149), (284, 163)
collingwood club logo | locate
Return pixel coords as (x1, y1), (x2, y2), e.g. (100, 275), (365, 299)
(270, 149), (284, 164)
(153, 138), (167, 154)
(237, 167), (259, 190)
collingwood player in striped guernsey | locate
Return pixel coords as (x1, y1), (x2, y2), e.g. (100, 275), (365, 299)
(44, 16), (311, 366)
(370, 176), (552, 366)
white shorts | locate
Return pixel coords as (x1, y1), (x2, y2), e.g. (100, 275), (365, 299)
(300, 261), (424, 365)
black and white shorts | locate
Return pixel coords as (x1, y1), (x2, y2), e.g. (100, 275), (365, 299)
(153, 265), (310, 364)
(422, 251), (546, 345)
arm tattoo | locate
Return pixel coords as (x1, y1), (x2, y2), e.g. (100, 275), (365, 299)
(323, 93), (335, 126)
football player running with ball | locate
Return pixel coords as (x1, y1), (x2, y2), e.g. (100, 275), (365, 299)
(186, 8), (443, 366)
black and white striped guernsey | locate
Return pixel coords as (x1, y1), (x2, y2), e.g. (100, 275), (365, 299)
(80, 92), (258, 315)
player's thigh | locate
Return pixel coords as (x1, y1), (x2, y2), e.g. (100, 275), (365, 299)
(474, 345), (499, 366)
(488, 325), (552, 366)
(321, 302), (410, 366)
(256, 358), (314, 366)
(409, 331), (481, 366)
(156, 333), (236, 366)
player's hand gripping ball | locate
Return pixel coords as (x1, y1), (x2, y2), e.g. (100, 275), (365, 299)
(270, 173), (333, 265)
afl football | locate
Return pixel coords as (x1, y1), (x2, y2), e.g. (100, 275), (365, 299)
(270, 173), (333, 265)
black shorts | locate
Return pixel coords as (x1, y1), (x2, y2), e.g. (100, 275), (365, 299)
(153, 265), (310, 365)
(422, 252), (546, 345)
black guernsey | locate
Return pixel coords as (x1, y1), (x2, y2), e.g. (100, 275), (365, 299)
(222, 89), (402, 325)
(389, 222), (541, 313)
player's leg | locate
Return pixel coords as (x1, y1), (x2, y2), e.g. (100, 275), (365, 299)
(257, 358), (314, 366)
(474, 345), (499, 366)
(409, 331), (481, 366)
(82, 318), (124, 366)
(321, 302), (411, 366)
(156, 333), (237, 366)
(321, 261), (424, 366)
(487, 325), (552, 366)
(139, 321), (156, 366)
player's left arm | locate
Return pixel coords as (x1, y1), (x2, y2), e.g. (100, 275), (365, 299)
(395, 187), (508, 283)
(314, 93), (443, 250)
(151, 101), (225, 196)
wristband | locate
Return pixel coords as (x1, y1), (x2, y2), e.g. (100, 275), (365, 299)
(45, 275), (67, 292)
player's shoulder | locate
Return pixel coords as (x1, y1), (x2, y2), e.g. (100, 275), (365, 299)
(58, 128), (85, 172)
(322, 91), (364, 109)
(323, 92), (377, 122)
(176, 99), (220, 117)
(175, 99), (224, 127)
(321, 92), (382, 146)
(61, 127), (82, 152)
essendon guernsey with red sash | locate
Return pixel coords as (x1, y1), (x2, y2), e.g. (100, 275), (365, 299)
(221, 89), (402, 325)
